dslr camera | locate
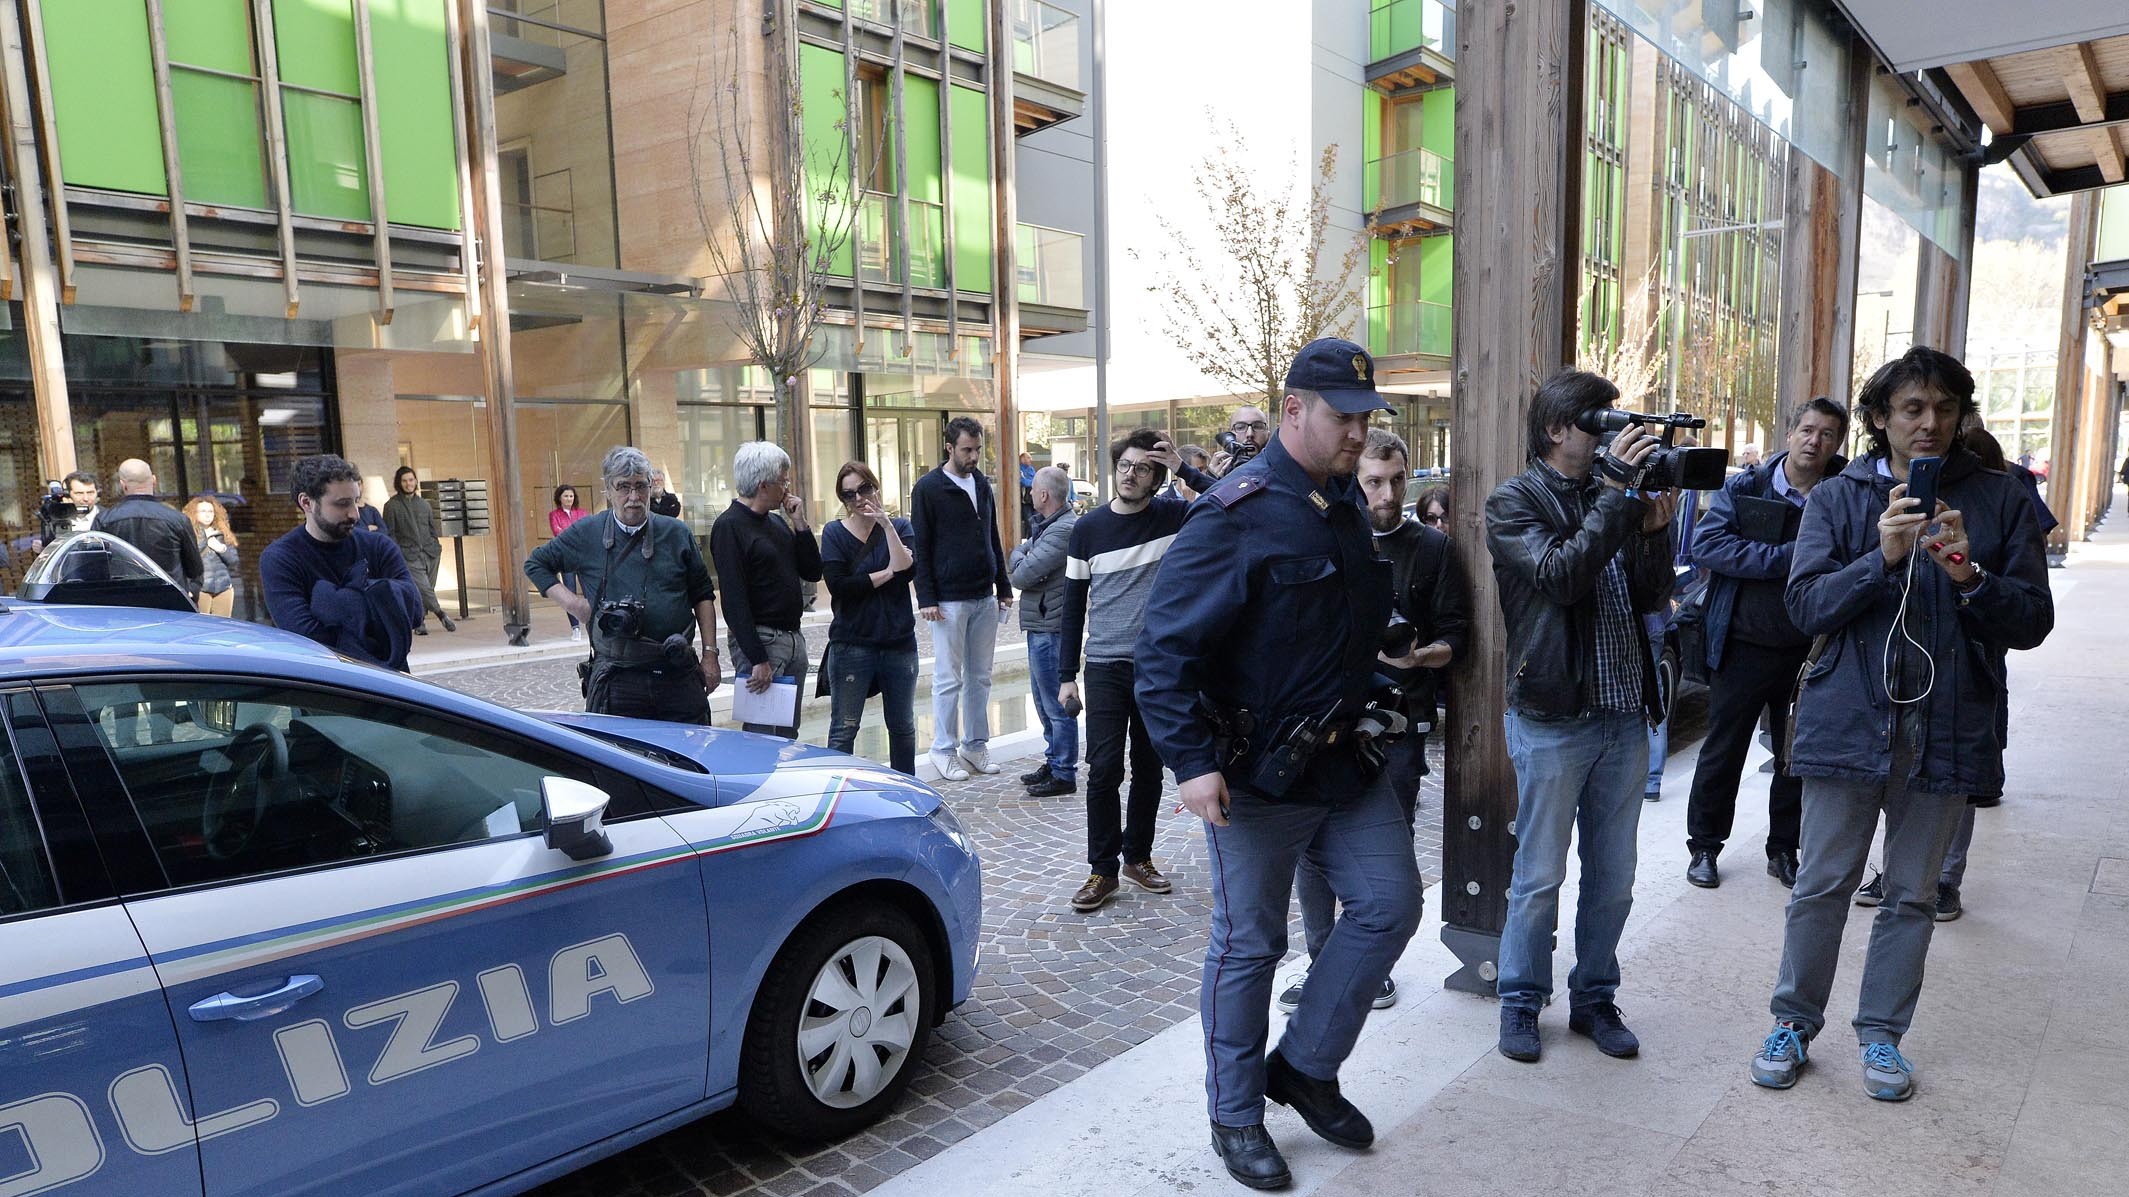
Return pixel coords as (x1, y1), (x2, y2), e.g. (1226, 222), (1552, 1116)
(594, 597), (647, 641)
(1213, 430), (1261, 470)
(1576, 409), (1730, 491)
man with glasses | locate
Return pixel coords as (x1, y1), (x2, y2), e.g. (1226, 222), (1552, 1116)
(527, 446), (721, 723)
(711, 442), (821, 738)
(1056, 429), (1214, 912)
(1213, 406), (1271, 477)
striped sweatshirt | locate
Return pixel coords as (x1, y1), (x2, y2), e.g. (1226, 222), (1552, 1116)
(1059, 496), (1193, 677)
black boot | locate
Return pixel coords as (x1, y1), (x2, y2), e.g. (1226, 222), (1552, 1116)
(1209, 1122), (1291, 1190)
(1264, 1048), (1373, 1149)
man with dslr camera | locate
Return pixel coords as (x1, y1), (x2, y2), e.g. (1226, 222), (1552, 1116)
(1486, 370), (1678, 1065)
(1747, 347), (2051, 1103)
(1211, 405), (1270, 477)
(527, 446), (721, 724)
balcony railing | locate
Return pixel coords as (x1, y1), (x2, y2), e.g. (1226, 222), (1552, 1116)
(501, 200), (577, 261)
(857, 192), (945, 289)
(851, 0), (937, 40)
(1370, 147), (1453, 215)
(1370, 0), (1454, 63)
(1016, 223), (1084, 308)
(1012, 0), (1082, 91)
(1371, 300), (1452, 358)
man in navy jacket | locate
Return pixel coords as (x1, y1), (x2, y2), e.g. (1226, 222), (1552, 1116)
(260, 455), (422, 672)
(910, 416), (1013, 780)
(1749, 347), (2051, 1103)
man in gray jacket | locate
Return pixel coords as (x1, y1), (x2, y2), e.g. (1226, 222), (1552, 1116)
(1011, 465), (1080, 798)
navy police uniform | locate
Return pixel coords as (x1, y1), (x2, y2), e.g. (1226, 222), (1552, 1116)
(1135, 341), (1423, 1142)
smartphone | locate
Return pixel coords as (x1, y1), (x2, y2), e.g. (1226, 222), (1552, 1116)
(1904, 455), (1943, 530)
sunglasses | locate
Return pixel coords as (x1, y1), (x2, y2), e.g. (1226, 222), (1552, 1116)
(839, 483), (880, 503)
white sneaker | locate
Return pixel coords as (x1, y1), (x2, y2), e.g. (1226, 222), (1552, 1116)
(929, 750), (970, 782)
(569, 626), (584, 644)
(959, 745), (1000, 775)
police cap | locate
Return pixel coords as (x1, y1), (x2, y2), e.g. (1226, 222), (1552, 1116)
(1284, 337), (1397, 416)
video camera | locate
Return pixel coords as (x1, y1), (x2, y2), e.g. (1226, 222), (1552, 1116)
(1213, 430), (1261, 470)
(1576, 409), (1730, 491)
(38, 480), (80, 544)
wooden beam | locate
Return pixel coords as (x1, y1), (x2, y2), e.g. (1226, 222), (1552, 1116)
(989, 0), (1025, 546)
(1945, 59), (2015, 135)
(352, 0), (396, 324)
(19, 0), (73, 303)
(251, 0), (301, 317)
(2044, 190), (2098, 547)
(2063, 42), (2108, 124)
(2095, 125), (2127, 183)
(0, 0), (74, 476)
(1441, 0), (1588, 996)
(142, 0), (196, 312)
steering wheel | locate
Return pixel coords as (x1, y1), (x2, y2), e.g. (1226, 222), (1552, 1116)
(202, 722), (291, 862)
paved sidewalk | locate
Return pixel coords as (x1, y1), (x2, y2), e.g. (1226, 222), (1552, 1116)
(871, 489), (2129, 1197)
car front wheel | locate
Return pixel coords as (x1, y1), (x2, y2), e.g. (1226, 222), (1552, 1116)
(739, 902), (937, 1139)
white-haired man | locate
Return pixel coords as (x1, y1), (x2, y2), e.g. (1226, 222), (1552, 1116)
(711, 441), (822, 737)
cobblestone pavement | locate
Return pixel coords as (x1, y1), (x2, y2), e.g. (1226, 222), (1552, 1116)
(438, 649), (1446, 1197)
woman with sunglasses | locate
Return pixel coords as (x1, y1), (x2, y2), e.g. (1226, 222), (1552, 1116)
(818, 460), (919, 773)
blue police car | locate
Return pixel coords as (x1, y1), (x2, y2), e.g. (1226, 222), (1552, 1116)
(0, 536), (981, 1196)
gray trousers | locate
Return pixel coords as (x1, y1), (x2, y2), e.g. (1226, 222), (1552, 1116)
(1771, 743), (1967, 1046)
(727, 626), (809, 738)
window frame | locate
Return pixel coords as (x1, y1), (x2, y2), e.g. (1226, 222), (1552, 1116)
(39, 672), (666, 900)
(0, 689), (74, 923)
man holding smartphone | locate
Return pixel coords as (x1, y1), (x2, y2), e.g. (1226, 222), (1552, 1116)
(1749, 347), (2053, 1102)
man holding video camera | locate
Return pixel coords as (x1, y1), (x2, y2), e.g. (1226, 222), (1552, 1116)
(1748, 347), (2052, 1103)
(1210, 404), (1270, 477)
(1486, 370), (1687, 1065)
(526, 446), (721, 724)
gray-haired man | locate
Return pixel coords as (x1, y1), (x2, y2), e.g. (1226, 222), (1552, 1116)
(710, 441), (821, 738)
(526, 446), (721, 723)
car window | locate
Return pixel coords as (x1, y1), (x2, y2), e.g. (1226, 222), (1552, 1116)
(0, 725), (59, 916)
(75, 680), (607, 889)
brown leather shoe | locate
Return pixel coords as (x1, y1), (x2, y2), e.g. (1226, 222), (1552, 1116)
(1070, 873), (1119, 912)
(1122, 859), (1173, 894)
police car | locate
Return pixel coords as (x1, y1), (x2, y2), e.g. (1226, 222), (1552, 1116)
(0, 535), (981, 1196)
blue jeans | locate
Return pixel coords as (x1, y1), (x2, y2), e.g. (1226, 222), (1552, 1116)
(1023, 631), (1077, 781)
(1645, 626), (1669, 795)
(929, 598), (1000, 754)
(1201, 772), (1422, 1126)
(826, 643), (919, 775)
(1497, 710), (1650, 1012)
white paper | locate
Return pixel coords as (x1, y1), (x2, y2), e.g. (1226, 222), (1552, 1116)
(730, 675), (801, 728)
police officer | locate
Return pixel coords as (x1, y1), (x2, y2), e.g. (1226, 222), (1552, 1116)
(1137, 338), (1423, 1191)
(525, 446), (722, 723)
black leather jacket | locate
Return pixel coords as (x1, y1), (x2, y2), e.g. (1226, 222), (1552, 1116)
(1483, 462), (1674, 721)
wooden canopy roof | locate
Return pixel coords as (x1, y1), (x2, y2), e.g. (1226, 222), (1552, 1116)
(1941, 33), (2129, 196)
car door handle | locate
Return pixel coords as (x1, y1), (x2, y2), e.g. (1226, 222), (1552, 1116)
(188, 975), (325, 1023)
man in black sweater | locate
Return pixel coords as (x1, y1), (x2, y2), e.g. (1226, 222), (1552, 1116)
(710, 442), (822, 738)
(94, 459), (203, 598)
(910, 416), (1013, 781)
(259, 455), (422, 671)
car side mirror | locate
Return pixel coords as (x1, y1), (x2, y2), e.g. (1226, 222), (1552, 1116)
(541, 777), (613, 861)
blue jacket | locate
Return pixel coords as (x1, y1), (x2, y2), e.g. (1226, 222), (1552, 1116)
(1692, 450), (1843, 671)
(1785, 448), (2053, 797)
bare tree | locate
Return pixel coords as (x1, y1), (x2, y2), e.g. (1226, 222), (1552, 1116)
(687, 25), (867, 427)
(1135, 120), (1368, 405)
(1577, 270), (1666, 408)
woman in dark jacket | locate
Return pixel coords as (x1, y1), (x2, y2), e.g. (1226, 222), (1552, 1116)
(818, 460), (918, 774)
(187, 495), (240, 617)
(383, 466), (455, 634)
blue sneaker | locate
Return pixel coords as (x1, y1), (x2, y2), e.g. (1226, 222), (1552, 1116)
(1860, 1042), (1915, 1101)
(1750, 1020), (1810, 1089)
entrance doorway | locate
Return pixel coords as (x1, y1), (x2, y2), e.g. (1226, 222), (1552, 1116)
(865, 410), (945, 516)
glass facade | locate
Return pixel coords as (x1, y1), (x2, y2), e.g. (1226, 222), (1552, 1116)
(490, 1), (620, 267)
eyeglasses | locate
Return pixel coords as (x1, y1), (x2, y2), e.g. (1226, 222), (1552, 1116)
(1116, 461), (1161, 479)
(1420, 511), (1447, 526)
(1231, 421), (1270, 435)
(610, 480), (651, 496)
(839, 483), (879, 503)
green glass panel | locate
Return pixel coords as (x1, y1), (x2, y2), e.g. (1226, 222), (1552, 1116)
(171, 71), (268, 208)
(1422, 87), (1454, 160)
(1420, 237), (1452, 308)
(950, 83), (992, 291)
(371, 0), (459, 228)
(166, 0), (256, 74)
(949, 0), (985, 51)
(273, 0), (360, 94)
(283, 90), (369, 219)
(41, 0), (167, 194)
(903, 75), (941, 205)
(800, 43), (854, 278)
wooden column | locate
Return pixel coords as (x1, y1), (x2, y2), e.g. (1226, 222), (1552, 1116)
(1774, 42), (1868, 431)
(988, 0), (1021, 550)
(456, 0), (530, 643)
(1912, 162), (1979, 356)
(2044, 191), (2099, 549)
(0, 0), (73, 479)
(1441, 0), (1587, 996)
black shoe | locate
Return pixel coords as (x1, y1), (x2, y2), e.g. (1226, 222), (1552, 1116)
(1019, 762), (1053, 786)
(1209, 1122), (1291, 1190)
(1855, 869), (1885, 907)
(413, 625), (428, 636)
(1971, 794), (2002, 808)
(1499, 1005), (1541, 1062)
(1934, 883), (1963, 922)
(1687, 851), (1720, 888)
(1767, 850), (1799, 889)
(440, 615), (457, 632)
(1025, 775), (1075, 798)
(1568, 1001), (1641, 1058)
(1264, 1048), (1373, 1149)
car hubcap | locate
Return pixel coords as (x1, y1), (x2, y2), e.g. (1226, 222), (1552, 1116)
(797, 935), (920, 1108)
